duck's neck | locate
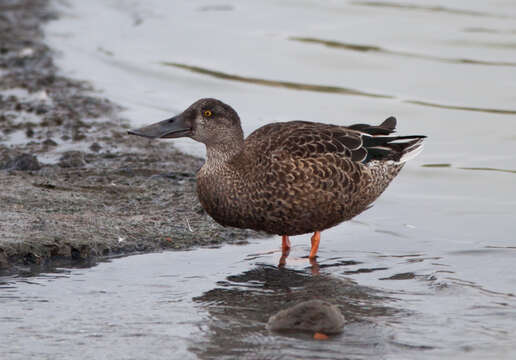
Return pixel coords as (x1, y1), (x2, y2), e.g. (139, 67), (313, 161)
(204, 137), (245, 168)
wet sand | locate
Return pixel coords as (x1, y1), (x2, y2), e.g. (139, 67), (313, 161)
(0, 0), (258, 274)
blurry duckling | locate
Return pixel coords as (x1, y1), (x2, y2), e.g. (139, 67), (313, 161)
(267, 299), (345, 339)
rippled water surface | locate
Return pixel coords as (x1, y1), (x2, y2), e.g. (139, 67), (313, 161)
(2, 0), (516, 359)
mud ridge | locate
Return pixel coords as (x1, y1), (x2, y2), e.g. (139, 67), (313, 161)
(0, 0), (262, 275)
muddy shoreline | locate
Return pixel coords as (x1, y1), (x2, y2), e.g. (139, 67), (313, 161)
(0, 0), (260, 275)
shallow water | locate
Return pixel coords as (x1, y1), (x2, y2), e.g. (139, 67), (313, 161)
(2, 237), (516, 359)
(2, 0), (516, 358)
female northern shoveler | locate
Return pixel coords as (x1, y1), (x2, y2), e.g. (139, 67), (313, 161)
(129, 98), (425, 260)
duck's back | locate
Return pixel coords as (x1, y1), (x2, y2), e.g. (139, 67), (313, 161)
(197, 119), (424, 235)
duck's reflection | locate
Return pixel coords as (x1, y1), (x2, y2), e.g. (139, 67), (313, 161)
(279, 256), (320, 276)
(310, 257), (320, 276)
(278, 247), (319, 275)
(189, 263), (400, 359)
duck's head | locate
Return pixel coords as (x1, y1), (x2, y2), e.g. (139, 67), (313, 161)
(128, 98), (243, 147)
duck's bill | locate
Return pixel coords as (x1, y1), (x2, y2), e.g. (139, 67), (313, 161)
(128, 115), (192, 139)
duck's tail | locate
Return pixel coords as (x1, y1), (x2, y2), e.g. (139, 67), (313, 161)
(350, 117), (426, 163)
(397, 137), (425, 163)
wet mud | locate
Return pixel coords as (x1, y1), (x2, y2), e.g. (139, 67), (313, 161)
(0, 0), (259, 274)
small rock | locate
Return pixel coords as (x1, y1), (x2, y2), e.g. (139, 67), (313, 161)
(35, 105), (49, 115)
(58, 151), (85, 168)
(25, 127), (34, 138)
(1, 153), (41, 171)
(89, 142), (102, 152)
(72, 132), (86, 141)
(42, 138), (58, 146)
(268, 300), (345, 334)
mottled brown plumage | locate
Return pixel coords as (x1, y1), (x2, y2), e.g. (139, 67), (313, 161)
(129, 98), (425, 259)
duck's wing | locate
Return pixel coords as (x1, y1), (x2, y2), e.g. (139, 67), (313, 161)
(246, 120), (364, 161)
(246, 118), (424, 164)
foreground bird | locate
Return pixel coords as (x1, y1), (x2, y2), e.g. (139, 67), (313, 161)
(129, 98), (425, 260)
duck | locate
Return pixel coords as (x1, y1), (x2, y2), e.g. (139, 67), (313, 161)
(267, 299), (346, 338)
(129, 98), (425, 260)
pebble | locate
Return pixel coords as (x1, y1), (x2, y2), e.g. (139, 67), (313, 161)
(1, 153), (41, 171)
(58, 151), (85, 168)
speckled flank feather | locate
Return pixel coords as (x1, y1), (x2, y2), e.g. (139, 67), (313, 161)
(196, 115), (425, 236)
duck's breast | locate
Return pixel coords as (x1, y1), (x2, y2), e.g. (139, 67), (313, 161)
(196, 165), (255, 229)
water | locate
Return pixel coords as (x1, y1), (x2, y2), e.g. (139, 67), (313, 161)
(2, 0), (516, 358)
(2, 239), (515, 359)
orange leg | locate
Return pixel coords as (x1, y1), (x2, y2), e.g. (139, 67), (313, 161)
(309, 257), (320, 276)
(309, 231), (321, 259)
(281, 235), (291, 254)
(279, 235), (291, 267)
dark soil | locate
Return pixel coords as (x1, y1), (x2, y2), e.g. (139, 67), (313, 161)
(0, 0), (260, 275)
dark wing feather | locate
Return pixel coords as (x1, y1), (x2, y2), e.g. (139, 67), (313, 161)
(245, 118), (424, 164)
(245, 121), (366, 161)
(362, 135), (426, 162)
(348, 116), (397, 135)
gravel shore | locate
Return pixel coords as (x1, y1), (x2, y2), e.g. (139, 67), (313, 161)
(0, 0), (260, 274)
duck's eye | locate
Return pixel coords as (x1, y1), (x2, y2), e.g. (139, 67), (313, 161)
(203, 110), (212, 117)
